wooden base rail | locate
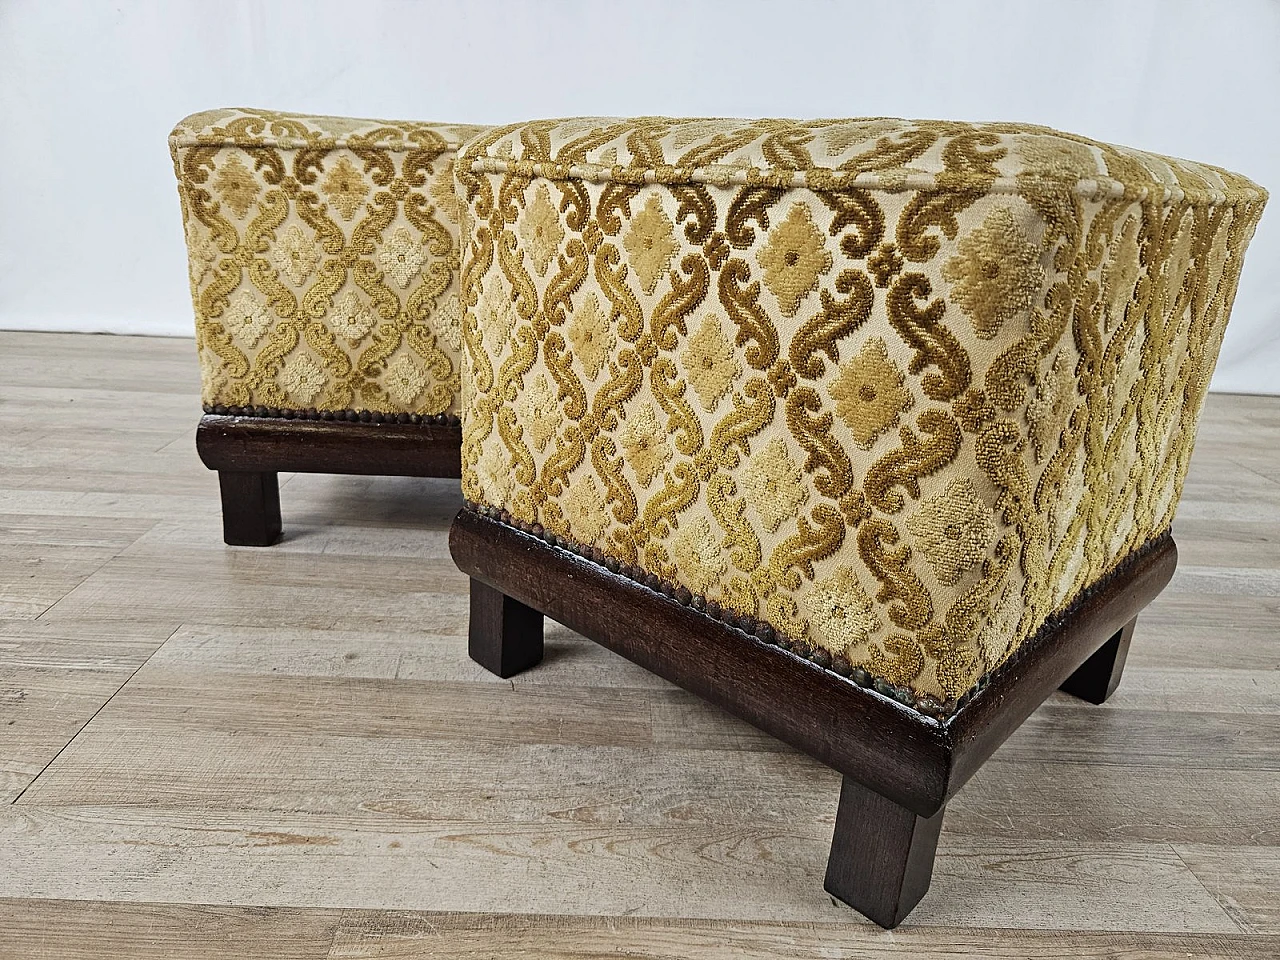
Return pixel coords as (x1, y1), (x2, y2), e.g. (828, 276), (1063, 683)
(196, 414), (462, 546)
(449, 507), (1177, 927)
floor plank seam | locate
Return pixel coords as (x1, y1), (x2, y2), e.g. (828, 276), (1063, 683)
(1167, 842), (1254, 936)
(1229, 458), (1280, 489)
(27, 522), (162, 624)
(8, 623), (182, 806)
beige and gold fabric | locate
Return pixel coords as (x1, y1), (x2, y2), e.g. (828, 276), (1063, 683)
(456, 116), (1266, 708)
(171, 108), (490, 418)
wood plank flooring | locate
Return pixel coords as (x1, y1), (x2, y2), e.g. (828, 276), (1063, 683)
(0, 330), (1277, 958)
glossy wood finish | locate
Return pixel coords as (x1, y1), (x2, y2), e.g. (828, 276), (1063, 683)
(216, 471), (281, 546)
(452, 508), (1178, 925)
(825, 775), (946, 928)
(1060, 617), (1137, 704)
(197, 414), (462, 478)
(468, 577), (544, 678)
(197, 413), (461, 545)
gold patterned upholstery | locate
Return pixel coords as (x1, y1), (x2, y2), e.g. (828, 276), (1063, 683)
(456, 117), (1265, 709)
(171, 108), (490, 416)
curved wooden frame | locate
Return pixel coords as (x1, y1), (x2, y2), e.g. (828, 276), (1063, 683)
(449, 507), (1177, 927)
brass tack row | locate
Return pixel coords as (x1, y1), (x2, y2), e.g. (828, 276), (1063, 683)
(464, 501), (1170, 725)
(467, 500), (962, 721)
(205, 404), (461, 427)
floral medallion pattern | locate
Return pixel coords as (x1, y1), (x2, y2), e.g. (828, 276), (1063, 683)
(672, 516), (729, 594)
(623, 194), (679, 294)
(830, 337), (913, 449)
(905, 477), (997, 586)
(618, 403), (673, 488)
(330, 290), (377, 345)
(520, 183), (565, 277)
(172, 107), (490, 415)
(681, 315), (741, 411)
(223, 290), (271, 348)
(741, 437), (809, 533)
(456, 115), (1264, 701)
(758, 203), (833, 317)
(803, 566), (883, 656)
(320, 155), (371, 221)
(942, 208), (1046, 340)
(566, 292), (615, 380)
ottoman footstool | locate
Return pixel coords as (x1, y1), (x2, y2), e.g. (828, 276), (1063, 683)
(449, 116), (1265, 925)
(170, 108), (488, 544)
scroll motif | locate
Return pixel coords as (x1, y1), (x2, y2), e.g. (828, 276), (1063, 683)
(788, 270), (874, 381)
(718, 258), (779, 371)
(704, 378), (775, 471)
(769, 503), (846, 588)
(864, 411), (962, 513)
(594, 243), (646, 343)
(670, 183), (717, 245)
(817, 189), (885, 261)
(597, 182), (639, 237)
(857, 518), (933, 632)
(651, 255), (709, 350)
(785, 387), (853, 501)
(725, 187), (783, 248)
(887, 272), (971, 401)
(542, 237), (589, 330)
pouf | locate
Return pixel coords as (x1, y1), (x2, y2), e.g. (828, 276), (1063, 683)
(448, 116), (1266, 926)
(171, 108), (489, 544)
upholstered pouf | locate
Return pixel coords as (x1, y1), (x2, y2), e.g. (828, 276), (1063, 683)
(171, 108), (489, 544)
(447, 117), (1266, 926)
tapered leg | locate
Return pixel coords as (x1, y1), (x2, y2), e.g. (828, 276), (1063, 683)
(1059, 617), (1137, 705)
(824, 775), (945, 928)
(217, 471), (282, 546)
(468, 578), (544, 678)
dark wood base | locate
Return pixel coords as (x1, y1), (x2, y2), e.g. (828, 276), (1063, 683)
(468, 578), (544, 678)
(450, 508), (1177, 927)
(217, 471), (282, 546)
(824, 774), (946, 928)
(196, 414), (461, 546)
(1059, 617), (1136, 704)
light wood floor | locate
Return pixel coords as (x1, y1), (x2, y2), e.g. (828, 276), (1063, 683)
(1, 331), (1278, 959)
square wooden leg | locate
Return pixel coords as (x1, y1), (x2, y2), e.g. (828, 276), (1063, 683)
(217, 470), (282, 546)
(1059, 617), (1137, 705)
(468, 578), (544, 678)
(824, 775), (945, 928)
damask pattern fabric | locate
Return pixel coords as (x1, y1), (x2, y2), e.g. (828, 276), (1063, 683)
(456, 116), (1266, 705)
(171, 108), (490, 416)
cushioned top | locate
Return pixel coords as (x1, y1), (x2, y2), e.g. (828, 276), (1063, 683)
(171, 107), (489, 152)
(460, 117), (1264, 206)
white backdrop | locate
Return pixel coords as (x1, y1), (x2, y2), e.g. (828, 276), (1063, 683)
(1, 0), (1276, 392)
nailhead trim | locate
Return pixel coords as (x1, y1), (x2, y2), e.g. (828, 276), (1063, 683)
(467, 502), (1171, 725)
(204, 404), (461, 427)
(467, 501), (964, 720)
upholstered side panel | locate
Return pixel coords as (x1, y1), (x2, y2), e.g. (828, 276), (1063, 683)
(457, 118), (1265, 703)
(171, 108), (489, 416)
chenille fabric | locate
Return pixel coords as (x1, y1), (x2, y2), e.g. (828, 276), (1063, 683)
(171, 108), (490, 416)
(456, 116), (1265, 704)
